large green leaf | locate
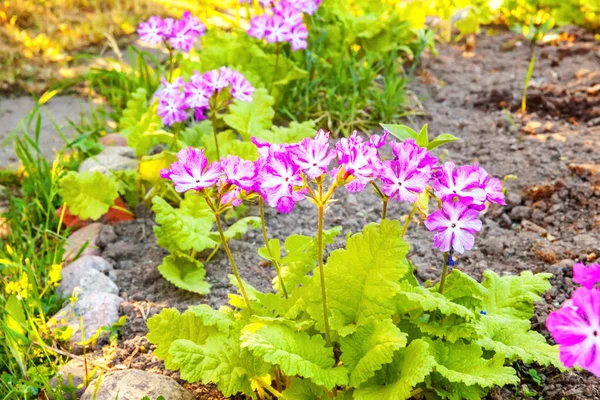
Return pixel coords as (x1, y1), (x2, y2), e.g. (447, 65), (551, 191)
(241, 323), (348, 389)
(223, 88), (274, 141)
(58, 171), (118, 220)
(306, 220), (410, 336)
(340, 318), (407, 388)
(119, 87), (164, 156)
(157, 252), (210, 295)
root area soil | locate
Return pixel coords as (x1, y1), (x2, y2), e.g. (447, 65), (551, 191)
(95, 28), (599, 399)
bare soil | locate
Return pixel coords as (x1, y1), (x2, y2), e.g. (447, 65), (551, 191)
(96, 28), (600, 399)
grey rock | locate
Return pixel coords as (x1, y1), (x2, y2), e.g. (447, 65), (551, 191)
(81, 370), (193, 400)
(97, 225), (118, 249)
(51, 292), (123, 350)
(509, 206), (531, 221)
(68, 255), (113, 274)
(100, 146), (135, 158)
(58, 262), (118, 298)
(63, 223), (104, 262)
(573, 234), (599, 251)
(484, 237), (505, 256)
(50, 359), (98, 399)
(79, 153), (138, 175)
(505, 192), (523, 206)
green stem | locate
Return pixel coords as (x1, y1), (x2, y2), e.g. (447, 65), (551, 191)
(211, 102), (220, 160)
(381, 199), (388, 220)
(214, 209), (252, 312)
(167, 43), (175, 82)
(400, 203), (417, 238)
(269, 42), (281, 94)
(317, 204), (332, 345)
(257, 377), (283, 398)
(260, 198), (288, 298)
(439, 251), (449, 294)
(170, 122), (182, 151)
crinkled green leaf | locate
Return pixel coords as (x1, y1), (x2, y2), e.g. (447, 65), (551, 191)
(306, 220), (410, 336)
(146, 308), (219, 368)
(476, 316), (560, 367)
(223, 88), (274, 141)
(152, 196), (216, 253)
(426, 339), (518, 388)
(187, 304), (236, 333)
(340, 318), (407, 388)
(282, 378), (329, 400)
(59, 171), (118, 220)
(178, 120), (212, 148)
(157, 252), (210, 295)
(170, 334), (268, 398)
(256, 120), (317, 145)
(426, 373), (488, 400)
(220, 216), (261, 241)
(241, 323), (348, 389)
(434, 270), (486, 311)
(353, 339), (436, 400)
(201, 130), (259, 162)
(118, 88), (164, 156)
(397, 281), (475, 320)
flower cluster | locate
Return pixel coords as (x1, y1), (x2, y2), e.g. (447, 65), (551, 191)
(138, 12), (206, 51)
(156, 67), (255, 125)
(547, 262), (600, 377)
(247, 0), (321, 51)
(160, 128), (505, 256)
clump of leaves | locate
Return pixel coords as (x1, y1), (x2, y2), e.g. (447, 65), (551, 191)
(148, 219), (560, 398)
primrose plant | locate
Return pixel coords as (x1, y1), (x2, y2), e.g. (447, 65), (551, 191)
(147, 125), (562, 399)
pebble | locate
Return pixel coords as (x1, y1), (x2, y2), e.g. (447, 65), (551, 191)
(484, 237), (505, 256)
(81, 370), (193, 400)
(573, 234), (599, 252)
(97, 225), (118, 249)
(99, 133), (128, 147)
(510, 206), (531, 221)
(67, 255), (113, 274)
(78, 149), (138, 176)
(50, 292), (123, 350)
(50, 359), (98, 398)
(505, 192), (522, 206)
(63, 223), (104, 262)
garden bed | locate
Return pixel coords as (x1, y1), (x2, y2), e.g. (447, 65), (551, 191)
(81, 28), (600, 399)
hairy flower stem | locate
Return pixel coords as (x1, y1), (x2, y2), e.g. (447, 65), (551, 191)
(438, 251), (449, 294)
(401, 203), (417, 238)
(211, 104), (220, 160)
(166, 43), (175, 82)
(269, 42), (281, 94)
(369, 181), (387, 220)
(259, 197), (288, 298)
(213, 208), (252, 312)
(381, 199), (388, 220)
(317, 203), (332, 345)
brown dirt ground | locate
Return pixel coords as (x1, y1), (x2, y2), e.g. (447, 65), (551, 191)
(90, 27), (599, 399)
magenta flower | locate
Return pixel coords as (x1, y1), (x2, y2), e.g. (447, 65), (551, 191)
(296, 0), (322, 15)
(432, 162), (487, 205)
(336, 132), (382, 192)
(248, 14), (270, 40)
(220, 156), (256, 191)
(183, 75), (211, 109)
(264, 15), (291, 43)
(169, 21), (199, 51)
(157, 93), (187, 126)
(370, 131), (389, 149)
(256, 151), (305, 213)
(288, 23), (308, 51)
(389, 139), (437, 171)
(156, 77), (185, 99)
(380, 158), (430, 203)
(291, 129), (335, 179)
(274, 4), (304, 27)
(546, 287), (600, 377)
(202, 67), (233, 93)
(180, 11), (206, 36)
(573, 262), (600, 290)
(424, 199), (482, 254)
(229, 71), (255, 103)
(477, 167), (505, 205)
(160, 147), (222, 192)
(138, 16), (166, 44)
(220, 186), (243, 207)
(162, 18), (175, 37)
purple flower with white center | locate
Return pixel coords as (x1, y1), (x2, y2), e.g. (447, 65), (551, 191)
(274, 4), (304, 27)
(264, 15), (291, 43)
(162, 18), (175, 37)
(380, 158), (430, 203)
(169, 19), (199, 51)
(389, 139), (437, 171)
(156, 77), (185, 99)
(370, 130), (389, 149)
(336, 132), (382, 192)
(291, 129), (335, 179)
(183, 76), (211, 109)
(573, 262), (600, 290)
(157, 93), (187, 126)
(229, 71), (255, 103)
(160, 147), (222, 192)
(220, 156), (256, 191)
(288, 23), (308, 51)
(477, 166), (505, 205)
(432, 162), (487, 205)
(257, 151), (305, 213)
(138, 16), (166, 44)
(248, 14), (270, 40)
(202, 67), (233, 93)
(220, 186), (243, 207)
(297, 0), (321, 15)
(424, 199), (483, 254)
(546, 287), (600, 377)
(180, 11), (206, 36)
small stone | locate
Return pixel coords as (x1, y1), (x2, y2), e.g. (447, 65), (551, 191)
(81, 370), (193, 400)
(79, 151), (137, 176)
(100, 146), (135, 158)
(58, 262), (118, 298)
(99, 133), (127, 147)
(510, 206), (531, 221)
(63, 223), (104, 262)
(484, 237), (505, 256)
(521, 219), (547, 235)
(573, 234), (599, 252)
(97, 225), (118, 249)
(67, 255), (113, 274)
(505, 192), (522, 206)
(50, 359), (98, 398)
(50, 292), (123, 350)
